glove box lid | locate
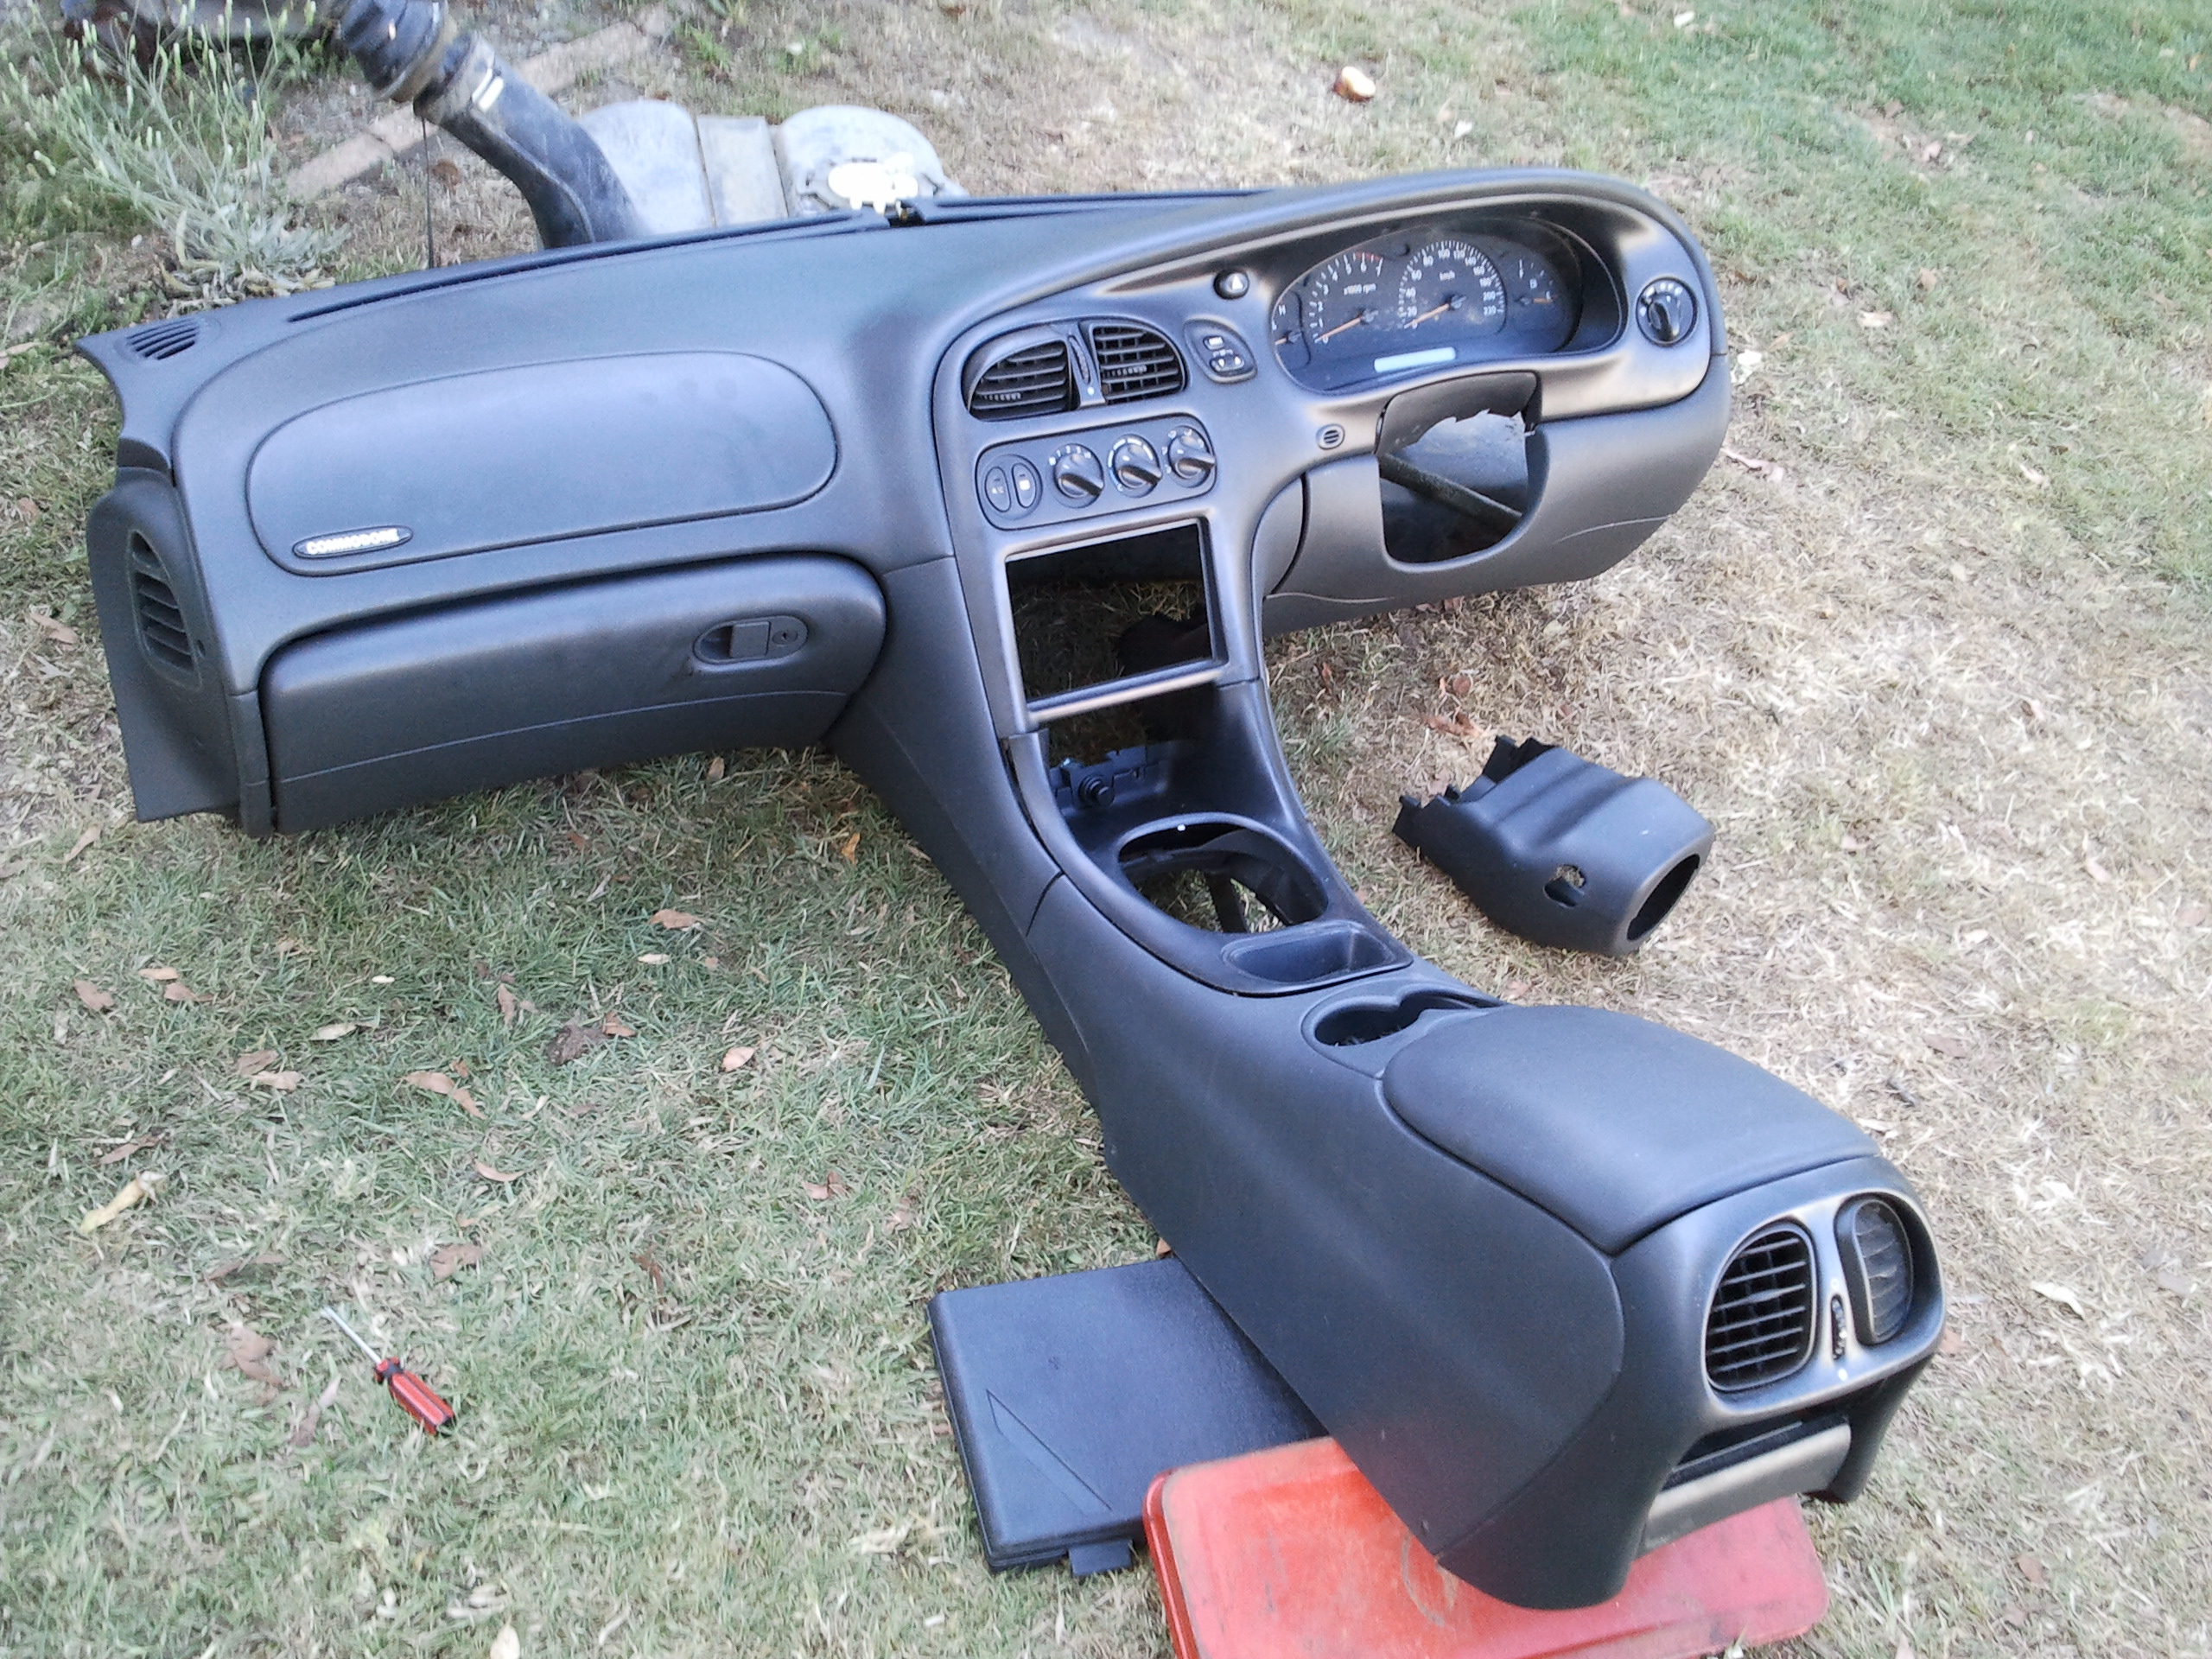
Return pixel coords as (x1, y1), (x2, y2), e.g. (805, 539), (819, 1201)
(261, 554), (883, 831)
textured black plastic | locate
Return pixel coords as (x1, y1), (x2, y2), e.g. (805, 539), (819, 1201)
(1395, 740), (1715, 955)
(928, 1257), (1320, 1573)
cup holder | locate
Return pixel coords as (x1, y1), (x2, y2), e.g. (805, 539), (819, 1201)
(1313, 989), (1492, 1047)
(1117, 819), (1328, 936)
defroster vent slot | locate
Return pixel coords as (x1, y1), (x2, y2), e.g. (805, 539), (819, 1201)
(1705, 1224), (1815, 1391)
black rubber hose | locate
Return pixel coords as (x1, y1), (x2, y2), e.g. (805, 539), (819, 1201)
(336, 0), (645, 249)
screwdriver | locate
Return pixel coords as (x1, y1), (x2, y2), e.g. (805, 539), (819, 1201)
(321, 1306), (457, 1433)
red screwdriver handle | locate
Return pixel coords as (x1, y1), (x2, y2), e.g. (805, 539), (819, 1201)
(373, 1358), (457, 1433)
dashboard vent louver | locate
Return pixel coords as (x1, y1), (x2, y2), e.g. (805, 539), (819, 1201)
(127, 535), (196, 677)
(1090, 322), (1185, 404)
(1705, 1224), (1816, 1391)
(967, 339), (1076, 420)
(1837, 1197), (1915, 1344)
(124, 318), (200, 361)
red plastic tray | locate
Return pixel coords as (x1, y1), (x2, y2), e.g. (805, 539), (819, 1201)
(1143, 1438), (1827, 1659)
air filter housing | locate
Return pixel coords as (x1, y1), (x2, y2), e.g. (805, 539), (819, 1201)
(1705, 1224), (1816, 1390)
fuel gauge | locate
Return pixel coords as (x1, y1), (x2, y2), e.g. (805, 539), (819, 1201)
(1501, 250), (1563, 321)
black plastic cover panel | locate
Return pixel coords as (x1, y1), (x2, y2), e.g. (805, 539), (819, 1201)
(246, 353), (836, 572)
(929, 1257), (1321, 1572)
(1383, 1007), (1876, 1252)
(262, 555), (881, 830)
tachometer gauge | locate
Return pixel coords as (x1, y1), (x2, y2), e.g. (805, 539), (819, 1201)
(1395, 240), (1506, 335)
(1300, 250), (1393, 349)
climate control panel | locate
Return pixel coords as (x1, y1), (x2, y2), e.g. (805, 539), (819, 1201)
(975, 414), (1216, 531)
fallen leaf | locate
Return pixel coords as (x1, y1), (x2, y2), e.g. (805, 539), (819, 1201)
(705, 756), (725, 781)
(2018, 462), (2047, 486)
(1937, 1327), (1966, 1356)
(29, 609), (79, 647)
(273, 937), (308, 957)
(495, 984), (519, 1027)
(404, 1070), (482, 1116)
(803, 1181), (832, 1201)
(311, 1021), (358, 1041)
(99, 1135), (162, 1166)
(370, 974), (394, 985)
(2154, 1267), (2193, 1297)
(234, 1048), (279, 1075)
(2016, 1552), (2047, 1586)
(1671, 7), (1694, 23)
(61, 824), (100, 864)
(887, 1205), (914, 1230)
(73, 980), (115, 1013)
(547, 1024), (603, 1065)
(1443, 671), (1473, 698)
(78, 1171), (161, 1232)
(248, 1070), (304, 1091)
(137, 966), (179, 982)
(473, 1160), (521, 1183)
(1840, 835), (1864, 853)
(1155, 1237), (1173, 1257)
(836, 831), (861, 863)
(206, 1251), (284, 1281)
(1895, 1641), (1916, 1659)
(651, 909), (700, 931)
(601, 1014), (635, 1039)
(721, 1045), (756, 1072)
(428, 156), (462, 188)
(1858, 310), (1892, 328)
(162, 981), (202, 1004)
(2178, 902), (2207, 928)
(429, 1241), (485, 1281)
(638, 951), (671, 966)
(2031, 1281), (2088, 1319)
(1332, 64), (1376, 101)
(2082, 855), (2110, 884)
(850, 1522), (911, 1555)
(289, 1373), (343, 1446)
(226, 1322), (281, 1386)
(1423, 713), (1479, 739)
(1720, 445), (1771, 473)
(1917, 267), (1941, 289)
(489, 1625), (521, 1659)
(634, 1251), (665, 1291)
(1924, 1033), (1972, 1058)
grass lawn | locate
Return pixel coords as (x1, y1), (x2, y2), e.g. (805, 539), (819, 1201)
(3, 0), (2209, 1654)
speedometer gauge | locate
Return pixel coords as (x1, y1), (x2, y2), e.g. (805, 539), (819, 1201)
(1396, 240), (1506, 335)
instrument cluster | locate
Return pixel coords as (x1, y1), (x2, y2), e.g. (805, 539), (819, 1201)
(1270, 223), (1586, 391)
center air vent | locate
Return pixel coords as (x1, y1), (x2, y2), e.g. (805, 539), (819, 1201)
(124, 318), (200, 361)
(1090, 322), (1185, 404)
(966, 338), (1075, 421)
(1705, 1224), (1816, 1391)
(127, 534), (197, 678)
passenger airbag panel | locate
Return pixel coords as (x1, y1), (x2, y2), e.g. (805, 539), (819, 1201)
(247, 353), (836, 572)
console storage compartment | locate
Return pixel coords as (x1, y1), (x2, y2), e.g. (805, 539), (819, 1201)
(261, 555), (884, 830)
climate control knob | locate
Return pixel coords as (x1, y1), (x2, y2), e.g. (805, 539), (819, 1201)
(1166, 425), (1217, 486)
(1049, 442), (1106, 502)
(1109, 435), (1163, 494)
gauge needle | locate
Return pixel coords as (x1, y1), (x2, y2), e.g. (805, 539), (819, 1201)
(1313, 310), (1372, 343)
(1408, 297), (1461, 326)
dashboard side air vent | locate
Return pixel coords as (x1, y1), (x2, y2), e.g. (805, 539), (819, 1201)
(1090, 321), (1185, 404)
(965, 334), (1075, 421)
(125, 318), (200, 361)
(1836, 1197), (1915, 1344)
(127, 534), (197, 679)
(1705, 1224), (1816, 1391)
